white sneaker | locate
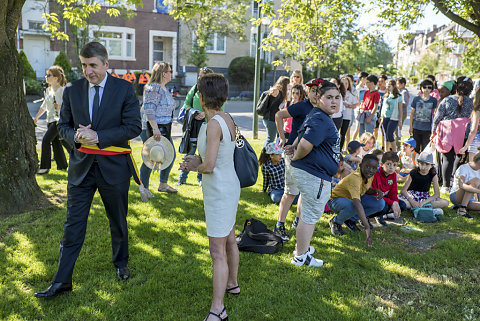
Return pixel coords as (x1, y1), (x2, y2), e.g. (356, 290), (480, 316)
(146, 189), (154, 198)
(139, 184), (149, 202)
(290, 253), (324, 267)
(292, 245), (315, 256)
(440, 186), (450, 194)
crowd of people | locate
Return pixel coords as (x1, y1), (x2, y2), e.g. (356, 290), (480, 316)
(32, 41), (480, 320)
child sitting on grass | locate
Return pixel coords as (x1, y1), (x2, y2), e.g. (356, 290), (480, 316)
(358, 132), (376, 158)
(344, 140), (363, 172)
(397, 137), (418, 182)
(371, 149), (384, 163)
(449, 152), (480, 219)
(400, 151), (449, 210)
(328, 154), (385, 246)
(259, 143), (286, 204)
(368, 151), (407, 226)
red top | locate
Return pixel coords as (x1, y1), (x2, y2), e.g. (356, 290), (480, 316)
(371, 167), (399, 206)
(362, 90), (380, 111)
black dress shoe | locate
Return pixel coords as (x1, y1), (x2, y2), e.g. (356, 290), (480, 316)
(34, 282), (72, 298)
(116, 267), (130, 281)
(344, 219), (361, 232)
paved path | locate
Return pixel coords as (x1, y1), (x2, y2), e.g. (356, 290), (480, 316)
(29, 86), (418, 147)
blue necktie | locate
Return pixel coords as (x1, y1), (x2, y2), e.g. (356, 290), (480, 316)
(92, 85), (100, 128)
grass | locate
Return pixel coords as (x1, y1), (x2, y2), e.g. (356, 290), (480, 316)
(1, 138), (480, 320)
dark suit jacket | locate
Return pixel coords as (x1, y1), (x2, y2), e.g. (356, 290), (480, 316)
(58, 74), (141, 186)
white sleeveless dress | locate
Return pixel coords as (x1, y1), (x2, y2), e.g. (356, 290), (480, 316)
(197, 114), (241, 237)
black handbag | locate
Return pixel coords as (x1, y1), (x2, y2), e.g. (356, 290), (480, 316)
(227, 114), (259, 188)
(255, 92), (270, 116)
(236, 218), (283, 254)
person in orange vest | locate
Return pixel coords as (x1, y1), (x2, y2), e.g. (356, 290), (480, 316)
(122, 68), (136, 83)
(110, 68), (120, 78)
(138, 68), (150, 95)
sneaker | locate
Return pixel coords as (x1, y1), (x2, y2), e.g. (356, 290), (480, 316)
(344, 219), (361, 232)
(146, 189), (154, 198)
(329, 218), (344, 236)
(384, 213), (395, 220)
(440, 186), (450, 194)
(291, 217), (299, 229)
(198, 180), (202, 187)
(175, 181), (186, 186)
(292, 245), (315, 256)
(274, 225), (290, 242)
(290, 253), (324, 267)
(375, 216), (388, 227)
(457, 207), (473, 219)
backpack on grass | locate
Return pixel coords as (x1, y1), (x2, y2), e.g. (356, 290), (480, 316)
(412, 203), (445, 223)
(236, 218), (283, 254)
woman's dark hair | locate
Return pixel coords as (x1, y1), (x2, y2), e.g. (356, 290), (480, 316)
(396, 77), (407, 85)
(259, 148), (270, 167)
(333, 77), (346, 98)
(474, 87), (480, 112)
(427, 75), (437, 89)
(340, 75), (352, 93)
(313, 80), (339, 98)
(387, 79), (400, 99)
(80, 41), (108, 63)
(371, 149), (384, 158)
(291, 84), (306, 101)
(197, 73), (229, 110)
(347, 74), (354, 83)
(420, 79), (434, 89)
(273, 76), (290, 100)
(455, 76), (474, 113)
(360, 71), (369, 79)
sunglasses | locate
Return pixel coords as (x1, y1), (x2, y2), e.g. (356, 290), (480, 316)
(423, 86), (433, 89)
(46, 74), (52, 77)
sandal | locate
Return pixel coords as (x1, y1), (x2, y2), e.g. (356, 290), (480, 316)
(457, 206), (473, 219)
(158, 185), (178, 193)
(204, 307), (228, 321)
(225, 285), (240, 296)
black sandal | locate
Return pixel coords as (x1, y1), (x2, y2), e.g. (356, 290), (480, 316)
(457, 206), (473, 219)
(204, 307), (228, 321)
(225, 285), (240, 296)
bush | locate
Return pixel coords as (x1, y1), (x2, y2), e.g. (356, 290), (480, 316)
(24, 78), (43, 95)
(228, 56), (271, 91)
(53, 50), (72, 73)
(19, 51), (37, 80)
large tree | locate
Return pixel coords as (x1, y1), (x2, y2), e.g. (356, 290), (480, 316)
(0, 0), (139, 216)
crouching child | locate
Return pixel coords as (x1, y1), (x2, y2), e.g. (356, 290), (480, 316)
(328, 154), (385, 246)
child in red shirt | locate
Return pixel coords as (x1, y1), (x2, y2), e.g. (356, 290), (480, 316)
(368, 151), (407, 226)
(359, 75), (380, 135)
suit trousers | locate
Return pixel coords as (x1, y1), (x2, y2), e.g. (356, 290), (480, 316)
(53, 162), (130, 283)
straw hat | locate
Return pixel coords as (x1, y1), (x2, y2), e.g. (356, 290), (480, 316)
(141, 136), (174, 171)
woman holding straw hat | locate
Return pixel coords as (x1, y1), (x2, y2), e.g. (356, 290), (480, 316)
(180, 73), (240, 321)
(139, 62), (177, 196)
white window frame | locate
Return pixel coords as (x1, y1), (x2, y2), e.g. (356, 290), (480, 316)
(89, 25), (136, 61)
(96, 0), (136, 10)
(152, 37), (164, 62)
(192, 32), (226, 54)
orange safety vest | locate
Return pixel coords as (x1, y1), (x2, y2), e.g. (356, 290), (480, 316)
(111, 72), (120, 78)
(139, 73), (150, 85)
(122, 72), (136, 83)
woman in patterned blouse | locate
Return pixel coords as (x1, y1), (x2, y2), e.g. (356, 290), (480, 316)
(140, 62), (178, 194)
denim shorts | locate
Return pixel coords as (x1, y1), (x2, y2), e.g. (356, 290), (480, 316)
(449, 191), (475, 206)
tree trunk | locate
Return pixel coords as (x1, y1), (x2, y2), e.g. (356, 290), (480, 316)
(0, 0), (47, 216)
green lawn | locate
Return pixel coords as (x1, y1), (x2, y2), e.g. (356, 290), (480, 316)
(1, 139), (480, 320)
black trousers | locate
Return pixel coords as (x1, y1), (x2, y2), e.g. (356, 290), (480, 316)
(40, 121), (68, 170)
(53, 163), (130, 283)
(412, 129), (431, 153)
(339, 119), (350, 151)
(441, 148), (463, 188)
(332, 117), (342, 131)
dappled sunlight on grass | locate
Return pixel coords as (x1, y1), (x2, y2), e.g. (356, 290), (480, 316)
(378, 260), (456, 287)
(134, 242), (163, 258)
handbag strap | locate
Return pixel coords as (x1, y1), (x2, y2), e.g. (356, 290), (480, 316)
(226, 113), (242, 140)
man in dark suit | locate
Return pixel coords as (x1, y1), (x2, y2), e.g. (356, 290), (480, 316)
(34, 42), (141, 298)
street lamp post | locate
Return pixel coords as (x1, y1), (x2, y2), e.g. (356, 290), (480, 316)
(252, 5), (262, 140)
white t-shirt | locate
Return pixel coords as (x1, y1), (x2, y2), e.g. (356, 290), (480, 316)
(342, 90), (357, 121)
(451, 164), (480, 193)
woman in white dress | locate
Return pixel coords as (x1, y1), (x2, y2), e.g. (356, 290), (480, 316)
(180, 73), (240, 321)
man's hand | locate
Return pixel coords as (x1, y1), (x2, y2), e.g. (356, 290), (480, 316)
(195, 112), (205, 121)
(278, 137), (286, 149)
(365, 228), (373, 246)
(284, 145), (295, 158)
(76, 124), (99, 146)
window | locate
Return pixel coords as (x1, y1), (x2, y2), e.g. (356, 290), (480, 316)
(90, 26), (135, 60)
(153, 37), (164, 62)
(28, 21), (43, 30)
(96, 0), (136, 10)
(252, 0), (259, 17)
(206, 33), (226, 54)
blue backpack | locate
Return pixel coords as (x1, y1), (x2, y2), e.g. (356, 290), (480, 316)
(412, 204), (445, 223)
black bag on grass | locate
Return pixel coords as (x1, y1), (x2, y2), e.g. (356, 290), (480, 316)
(236, 218), (283, 254)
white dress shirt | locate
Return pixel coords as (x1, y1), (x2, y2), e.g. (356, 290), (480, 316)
(88, 73), (108, 123)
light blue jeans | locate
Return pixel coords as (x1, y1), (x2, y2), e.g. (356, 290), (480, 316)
(358, 121), (376, 136)
(262, 118), (278, 147)
(328, 194), (385, 224)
